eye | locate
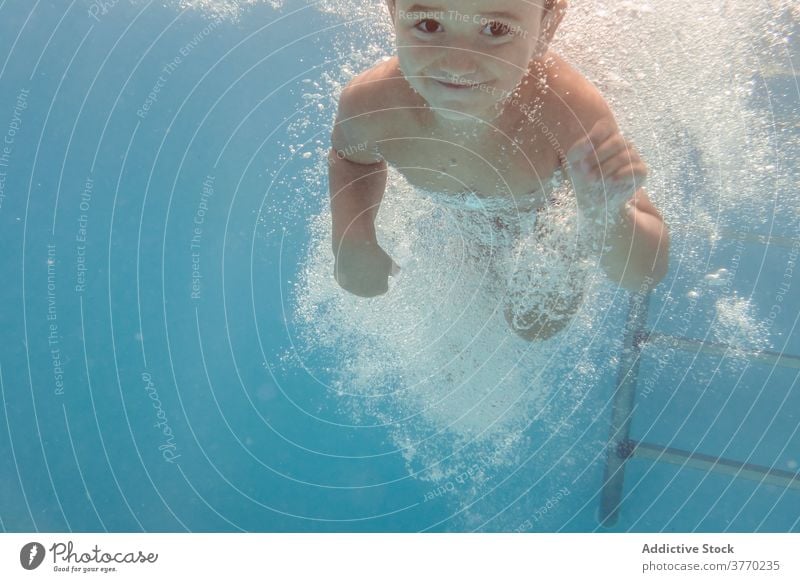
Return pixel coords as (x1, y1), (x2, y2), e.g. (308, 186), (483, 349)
(415, 19), (443, 34)
(481, 21), (513, 38)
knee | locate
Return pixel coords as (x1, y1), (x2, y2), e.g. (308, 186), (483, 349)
(504, 304), (572, 341)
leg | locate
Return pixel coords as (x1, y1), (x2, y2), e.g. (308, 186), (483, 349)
(502, 210), (589, 341)
(504, 281), (586, 341)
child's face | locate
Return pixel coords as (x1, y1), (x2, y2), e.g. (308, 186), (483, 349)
(389, 0), (552, 122)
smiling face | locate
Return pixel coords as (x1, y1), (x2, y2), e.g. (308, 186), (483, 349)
(388, 0), (558, 122)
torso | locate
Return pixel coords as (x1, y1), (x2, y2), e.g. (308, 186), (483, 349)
(360, 56), (568, 211)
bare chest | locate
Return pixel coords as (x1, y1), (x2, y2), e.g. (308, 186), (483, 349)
(378, 125), (561, 206)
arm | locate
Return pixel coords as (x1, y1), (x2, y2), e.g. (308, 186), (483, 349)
(329, 74), (389, 247)
(328, 150), (386, 249)
(565, 117), (670, 291)
(599, 187), (670, 291)
(550, 61), (670, 291)
(328, 81), (398, 297)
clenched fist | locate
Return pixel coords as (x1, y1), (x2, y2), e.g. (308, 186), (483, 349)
(333, 237), (400, 298)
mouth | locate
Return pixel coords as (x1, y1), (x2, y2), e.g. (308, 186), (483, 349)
(433, 78), (489, 91)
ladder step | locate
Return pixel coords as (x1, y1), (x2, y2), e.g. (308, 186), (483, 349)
(632, 440), (800, 491)
(646, 333), (800, 370)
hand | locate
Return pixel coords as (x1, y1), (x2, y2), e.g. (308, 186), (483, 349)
(565, 118), (647, 220)
(332, 237), (400, 298)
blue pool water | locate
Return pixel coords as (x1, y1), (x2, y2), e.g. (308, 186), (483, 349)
(0, 0), (798, 532)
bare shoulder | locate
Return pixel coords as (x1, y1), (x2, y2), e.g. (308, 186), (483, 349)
(339, 57), (410, 113)
(332, 57), (416, 163)
(540, 51), (617, 156)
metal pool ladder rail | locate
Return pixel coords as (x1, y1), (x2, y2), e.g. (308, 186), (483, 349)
(598, 231), (800, 527)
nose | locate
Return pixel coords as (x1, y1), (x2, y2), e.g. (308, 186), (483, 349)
(436, 46), (478, 78)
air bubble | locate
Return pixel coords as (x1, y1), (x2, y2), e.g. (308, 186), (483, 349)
(704, 268), (731, 286)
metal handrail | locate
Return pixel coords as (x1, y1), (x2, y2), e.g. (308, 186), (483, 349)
(598, 293), (651, 527)
(598, 225), (800, 525)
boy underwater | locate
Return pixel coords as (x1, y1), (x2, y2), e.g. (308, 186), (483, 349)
(328, 0), (670, 340)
